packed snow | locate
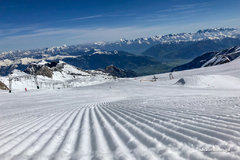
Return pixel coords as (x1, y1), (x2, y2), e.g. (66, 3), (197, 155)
(0, 58), (240, 160)
(175, 75), (240, 89)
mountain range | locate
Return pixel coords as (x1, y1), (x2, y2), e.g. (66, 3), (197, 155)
(0, 28), (240, 76)
(93, 28), (240, 54)
(1, 28), (239, 58)
(142, 37), (240, 61)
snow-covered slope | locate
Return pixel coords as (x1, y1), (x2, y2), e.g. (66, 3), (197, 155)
(175, 75), (240, 89)
(202, 46), (240, 67)
(0, 53), (240, 160)
(0, 61), (113, 91)
(173, 46), (240, 71)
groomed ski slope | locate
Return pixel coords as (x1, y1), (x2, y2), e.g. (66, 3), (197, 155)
(0, 59), (240, 160)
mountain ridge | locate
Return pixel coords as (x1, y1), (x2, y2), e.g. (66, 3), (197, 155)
(1, 28), (240, 76)
(1, 28), (239, 57)
(172, 46), (240, 71)
(142, 37), (240, 61)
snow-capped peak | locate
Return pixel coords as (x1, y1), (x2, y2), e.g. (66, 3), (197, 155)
(92, 49), (112, 55)
(37, 60), (48, 65)
(94, 41), (106, 46)
(1, 27), (240, 65)
(113, 27), (240, 45)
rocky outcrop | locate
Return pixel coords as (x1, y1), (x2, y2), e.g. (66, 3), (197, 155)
(36, 66), (53, 78)
(24, 61), (65, 78)
(175, 78), (186, 85)
(101, 65), (137, 78)
(0, 81), (9, 90)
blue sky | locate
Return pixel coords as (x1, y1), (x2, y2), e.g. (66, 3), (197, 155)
(0, 0), (240, 51)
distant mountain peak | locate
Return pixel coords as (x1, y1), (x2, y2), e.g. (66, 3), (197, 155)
(94, 41), (106, 46)
(196, 28), (237, 34)
(120, 38), (127, 42)
(1, 27), (240, 56)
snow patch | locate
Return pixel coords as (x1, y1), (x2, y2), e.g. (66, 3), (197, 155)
(175, 75), (240, 89)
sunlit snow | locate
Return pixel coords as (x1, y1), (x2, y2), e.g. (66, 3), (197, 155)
(0, 58), (240, 160)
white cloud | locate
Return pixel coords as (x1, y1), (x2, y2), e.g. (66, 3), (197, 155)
(161, 2), (210, 13)
(63, 15), (103, 21)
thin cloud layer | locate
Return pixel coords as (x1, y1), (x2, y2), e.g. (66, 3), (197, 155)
(0, 0), (239, 51)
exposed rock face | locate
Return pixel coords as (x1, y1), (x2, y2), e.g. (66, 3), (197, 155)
(102, 65), (137, 78)
(0, 81), (9, 90)
(24, 61), (64, 78)
(36, 66), (53, 78)
(202, 46), (240, 67)
(172, 46), (240, 71)
(25, 64), (43, 75)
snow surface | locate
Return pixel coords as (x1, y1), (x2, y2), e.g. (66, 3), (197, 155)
(175, 75), (240, 89)
(202, 46), (240, 68)
(0, 63), (112, 91)
(0, 59), (240, 159)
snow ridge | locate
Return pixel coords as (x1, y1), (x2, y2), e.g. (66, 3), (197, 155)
(202, 46), (240, 67)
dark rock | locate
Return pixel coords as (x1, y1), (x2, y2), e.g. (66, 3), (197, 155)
(175, 78), (186, 85)
(24, 61), (60, 78)
(171, 52), (216, 71)
(102, 65), (137, 78)
(36, 66), (53, 78)
(0, 81), (9, 90)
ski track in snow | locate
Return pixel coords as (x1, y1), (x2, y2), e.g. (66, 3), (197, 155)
(0, 89), (240, 160)
(1, 59), (240, 160)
